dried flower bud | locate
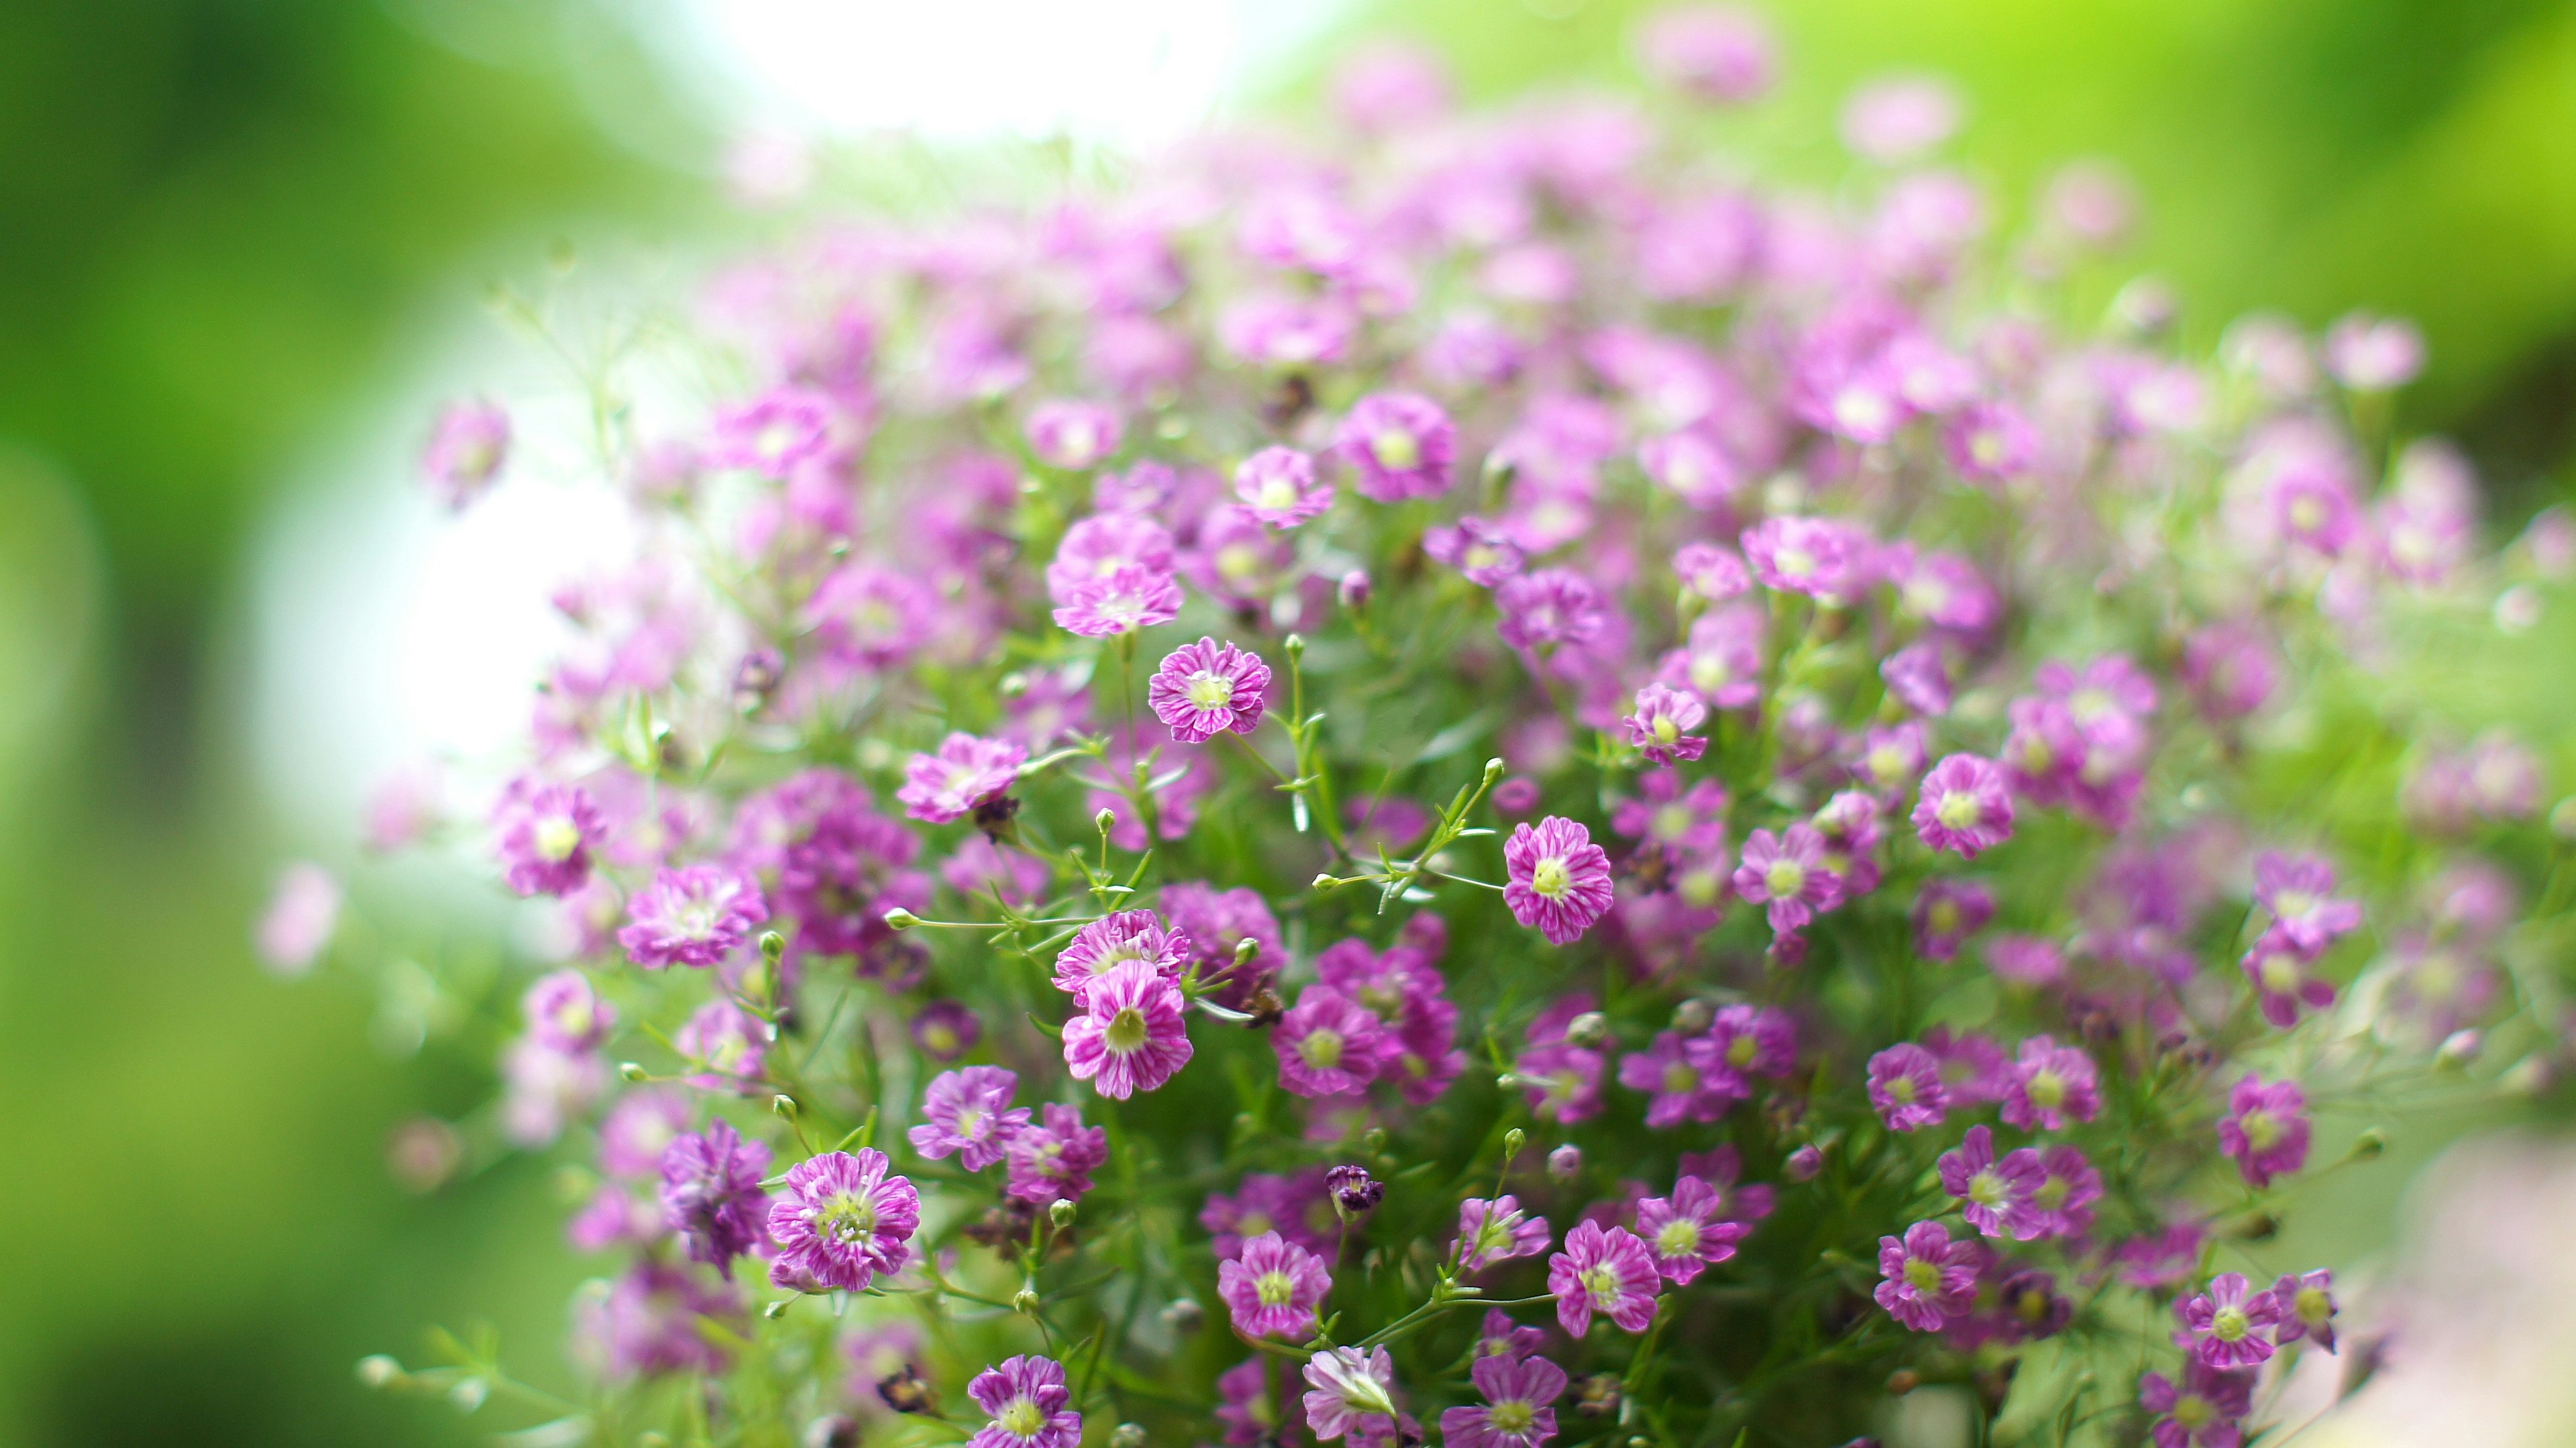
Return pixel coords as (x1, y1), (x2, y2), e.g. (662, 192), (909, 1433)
(877, 1367), (938, 1416)
(733, 647), (784, 709)
(1327, 1163), (1385, 1218)
(1574, 1374), (1622, 1418)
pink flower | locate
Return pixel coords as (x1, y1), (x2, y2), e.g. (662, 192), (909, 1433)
(1547, 1221), (1661, 1335)
(1336, 392), (1456, 501)
(1062, 960), (1193, 1099)
(1874, 1219), (1978, 1331)
(2216, 1074), (2310, 1188)
(1218, 1231), (1332, 1339)
(1911, 754), (2015, 858)
(525, 970), (616, 1053)
(2241, 930), (2337, 1028)
(1910, 878), (1993, 961)
(1235, 446), (1333, 527)
(2001, 1035), (2101, 1131)
(619, 863), (767, 968)
(1741, 515), (1872, 601)
(1633, 1176), (1749, 1284)
(2177, 1273), (2282, 1370)
(1937, 1125), (2044, 1240)
(2323, 312), (2424, 391)
(1622, 683), (1708, 764)
(1494, 570), (1609, 653)
(2139, 1361), (2256, 1448)
(1731, 824), (1843, 935)
(765, 1149), (920, 1291)
(907, 1066), (1030, 1172)
(2030, 1145), (2102, 1239)
(1617, 1030), (1741, 1127)
(898, 733), (1029, 825)
(969, 1355), (1081, 1448)
(422, 399), (510, 507)
(255, 862), (340, 976)
(496, 782), (604, 898)
(1148, 637), (1273, 743)
(1424, 516), (1525, 586)
(1658, 605), (1765, 709)
(1051, 562), (1182, 638)
(1944, 401), (2034, 483)
(2271, 1269), (2339, 1353)
(1881, 641), (1953, 715)
(1004, 1103), (1108, 1206)
(2253, 852), (2363, 955)
(1051, 909), (1190, 1002)
(710, 387), (834, 478)
(1503, 817), (1617, 945)
(805, 563), (936, 668)
(1439, 1351), (1566, 1448)
(1455, 1196), (1553, 1272)
(1046, 513), (1175, 603)
(1301, 1346), (1400, 1444)
(1025, 400), (1124, 470)
(1866, 1043), (1947, 1132)
(1275, 987), (1389, 1098)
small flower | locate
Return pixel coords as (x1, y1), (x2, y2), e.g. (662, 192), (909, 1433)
(422, 399), (511, 507)
(1218, 1231), (1332, 1339)
(2241, 931), (2337, 1028)
(1633, 1176), (1750, 1284)
(525, 969), (616, 1053)
(907, 1066), (1030, 1172)
(1336, 392), (1455, 501)
(1424, 516), (1526, 586)
(1503, 817), (1617, 945)
(1148, 638), (1273, 743)
(1882, 641), (1953, 715)
(674, 999), (771, 1088)
(2177, 1273), (2282, 1369)
(658, 1120), (771, 1276)
(1617, 1031), (1741, 1127)
(1494, 570), (1609, 653)
(2253, 852), (2363, 956)
(1062, 960), (1194, 1099)
(1051, 562), (1183, 638)
(2001, 1035), (2101, 1131)
(2323, 312), (2424, 391)
(255, 863), (340, 976)
(1546, 1221), (1661, 1336)
(1026, 401), (1124, 470)
(1235, 447), (1334, 527)
(1326, 1164), (1387, 1217)
(1998, 1270), (2074, 1341)
(710, 387), (835, 477)
(1051, 909), (1191, 1001)
(1303, 1349), (1406, 1447)
(1621, 683), (1709, 764)
(1910, 878), (1993, 962)
(1670, 541), (1751, 600)
(1440, 1351), (1567, 1448)
(1938, 1125), (2044, 1240)
(2139, 1361), (2257, 1448)
(766, 1149), (921, 1292)
(1874, 1219), (1978, 1331)
(1275, 987), (1390, 1098)
(1456, 1196), (1554, 1272)
(619, 864), (768, 969)
(1731, 824), (1843, 935)
(1004, 1103), (1110, 1206)
(898, 734), (1030, 825)
(1741, 515), (1872, 601)
(496, 782), (605, 898)
(1701, 1003), (1796, 1094)
(1911, 754), (2015, 858)
(969, 1355), (1082, 1448)
(2216, 1074), (2310, 1188)
(2029, 1145), (2104, 1239)
(911, 1000), (981, 1062)
(1866, 1043), (1948, 1132)
(2270, 1269), (2339, 1353)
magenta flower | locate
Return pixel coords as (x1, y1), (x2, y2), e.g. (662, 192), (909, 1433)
(255, 862), (341, 976)
(1546, 1221), (1661, 1335)
(1503, 817), (1617, 945)
(1025, 401), (1123, 470)
(766, 1148), (920, 1292)
(968, 1355), (1081, 1448)
(2138, 1360), (2256, 1448)
(619, 864), (768, 968)
(1275, 986), (1389, 1098)
(1335, 392), (1455, 501)
(1731, 823), (1843, 935)
(2030, 1145), (2103, 1239)
(2001, 1035), (2101, 1131)
(1424, 516), (1526, 586)
(496, 782), (604, 897)
(1051, 909), (1190, 1002)
(804, 563), (936, 668)
(1148, 637), (1273, 743)
(1004, 1103), (1109, 1206)
(2177, 1273), (2282, 1369)
(2271, 1269), (2339, 1353)
(525, 970), (616, 1053)
(1618, 1031), (1741, 1127)
(2216, 1074), (2310, 1188)
(1640, 431), (1742, 509)
(2253, 852), (2364, 956)
(1622, 683), (1709, 764)
(422, 399), (510, 507)
(1046, 513), (1175, 603)
(1638, 5), (1774, 103)
(1493, 570), (1609, 653)
(1051, 562), (1183, 639)
(1440, 1351), (1566, 1448)
(1658, 605), (1765, 709)
(1874, 1219), (1978, 1331)
(1301, 1346), (1400, 1444)
(2241, 931), (2337, 1027)
(1866, 1043), (1948, 1132)
(907, 1066), (1030, 1172)
(710, 387), (835, 477)
(676, 1000), (770, 1088)
(1514, 1039), (1606, 1125)
(1455, 1196), (1553, 1272)
(1944, 401), (2035, 483)
(2324, 311), (2424, 391)
(1218, 1230), (1332, 1339)
(1203, 1171), (1334, 1258)
(1063, 959), (1193, 1099)
(1633, 1176), (1750, 1284)
(1741, 515), (1872, 601)
(1938, 1125), (2045, 1240)
(658, 1120), (771, 1276)
(1910, 878), (1993, 962)
(1610, 769), (1731, 855)
(1702, 1004), (1796, 1094)
(1881, 640), (1953, 716)
(1235, 446), (1334, 527)
(898, 733), (1029, 824)
(1912, 754), (2015, 858)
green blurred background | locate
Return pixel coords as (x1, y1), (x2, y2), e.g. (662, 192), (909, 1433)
(1, 1), (2571, 1443)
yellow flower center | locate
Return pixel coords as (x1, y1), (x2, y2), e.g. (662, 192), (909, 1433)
(1104, 1006), (1151, 1054)
(1372, 429), (1420, 470)
(1529, 857), (1572, 899)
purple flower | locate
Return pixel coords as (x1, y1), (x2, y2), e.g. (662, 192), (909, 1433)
(619, 864), (768, 968)
(1004, 1102), (1109, 1206)
(1052, 909), (1190, 1002)
(1866, 1043), (1948, 1132)
(710, 387), (835, 477)
(2323, 311), (2424, 391)
(2253, 852), (2363, 956)
(255, 862), (341, 976)
(1440, 1351), (1566, 1448)
(576, 1261), (740, 1380)
(2216, 1074), (2310, 1188)
(1633, 1176), (1750, 1284)
(1658, 605), (1765, 709)
(805, 563), (936, 668)
(1912, 754), (2015, 858)
(1503, 817), (1617, 945)
(1046, 513), (1175, 603)
(525, 969), (616, 1052)
(1424, 516), (1526, 586)
(1063, 959), (1193, 1099)
(911, 1000), (981, 1062)
(2029, 1145), (2103, 1239)
(1874, 1219), (1978, 1331)
(2177, 1273), (2282, 1369)
(1622, 683), (1708, 764)
(1218, 1230), (1332, 1339)
(1944, 401), (2035, 484)
(1701, 1004), (1796, 1094)
(1672, 542), (1751, 602)
(907, 1066), (1030, 1172)
(1336, 392), (1455, 501)
(1881, 640), (1953, 715)
(1456, 1196), (1554, 1272)
(2241, 931), (2337, 1027)
(1493, 570), (1609, 653)
(1051, 562), (1183, 639)
(1609, 769), (1731, 855)
(1731, 823), (1843, 935)
(766, 1149), (920, 1291)
(1640, 432), (1743, 509)
(1235, 446), (1334, 527)
(1148, 637), (1273, 743)
(1741, 515), (1872, 602)
(1275, 987), (1390, 1098)
(1214, 1358), (1289, 1447)
(1203, 1170), (1334, 1258)
(1302, 1346), (1400, 1444)
(2271, 1269), (2339, 1353)
(2184, 623), (2279, 720)
(1546, 1221), (1661, 1335)
(674, 999), (770, 1088)
(1025, 401), (1123, 470)
(600, 1089), (690, 1178)
(1910, 878), (1994, 961)
(1474, 1308), (1546, 1362)
(968, 1355), (1081, 1448)
(422, 399), (510, 507)
(496, 782), (604, 897)
(1161, 882), (1284, 1009)
(2001, 1035), (2101, 1131)
(2138, 1360), (2256, 1448)
(658, 1120), (771, 1276)
(1938, 1125), (2044, 1240)
(1638, 5), (1774, 103)
(898, 733), (1028, 825)
(1618, 1031), (1741, 1127)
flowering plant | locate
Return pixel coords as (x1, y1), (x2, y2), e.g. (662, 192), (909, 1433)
(282, 9), (2576, 1448)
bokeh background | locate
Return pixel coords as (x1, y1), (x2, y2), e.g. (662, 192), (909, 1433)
(3, 1), (2574, 1444)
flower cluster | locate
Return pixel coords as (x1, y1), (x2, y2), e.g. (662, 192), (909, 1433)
(303, 12), (2576, 1447)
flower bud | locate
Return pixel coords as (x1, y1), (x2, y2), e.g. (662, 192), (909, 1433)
(356, 1355), (405, 1389)
(618, 1061), (650, 1082)
(1886, 1368), (1920, 1395)
(1503, 1127), (1526, 1159)
(1564, 1011), (1610, 1048)
(1574, 1374), (1621, 1418)
(449, 1377), (488, 1413)
(1338, 569), (1372, 610)
(771, 1093), (799, 1118)
(1112, 1424), (1148, 1448)
(877, 1367), (938, 1415)
(1160, 1296), (1205, 1334)
(1096, 807), (1120, 835)
(2496, 584), (2544, 634)
(1785, 1143), (1825, 1181)
(1327, 1163), (1385, 1218)
(2436, 1029), (2483, 1069)
(2502, 1054), (2556, 1097)
(2348, 1127), (2388, 1161)
(1014, 1288), (1042, 1314)
(879, 907), (920, 931)
(1671, 998), (1713, 1034)
(1547, 1144), (1582, 1182)
(1050, 1198), (1077, 1229)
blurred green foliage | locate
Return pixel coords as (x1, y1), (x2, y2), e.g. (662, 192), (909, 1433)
(1, 1), (2572, 1445)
